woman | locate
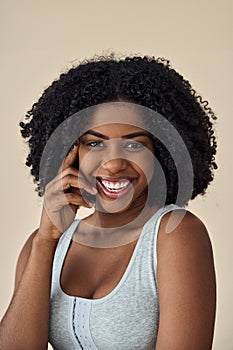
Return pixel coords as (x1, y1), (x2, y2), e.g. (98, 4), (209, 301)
(0, 54), (217, 349)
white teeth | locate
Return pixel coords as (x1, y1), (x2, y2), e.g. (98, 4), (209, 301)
(101, 179), (130, 192)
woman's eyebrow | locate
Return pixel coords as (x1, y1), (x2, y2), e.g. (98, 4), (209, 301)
(122, 131), (151, 139)
(82, 130), (109, 139)
(82, 130), (151, 140)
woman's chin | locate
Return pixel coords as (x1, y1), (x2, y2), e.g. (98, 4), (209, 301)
(94, 188), (135, 214)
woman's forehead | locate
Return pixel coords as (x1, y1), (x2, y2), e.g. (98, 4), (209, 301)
(83, 123), (148, 138)
(86, 102), (146, 130)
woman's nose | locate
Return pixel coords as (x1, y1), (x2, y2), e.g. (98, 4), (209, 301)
(101, 157), (128, 173)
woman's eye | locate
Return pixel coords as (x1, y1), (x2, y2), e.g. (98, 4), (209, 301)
(124, 141), (144, 150)
(87, 141), (105, 148)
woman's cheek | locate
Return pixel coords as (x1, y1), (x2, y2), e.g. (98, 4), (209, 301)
(79, 150), (101, 176)
(131, 150), (155, 183)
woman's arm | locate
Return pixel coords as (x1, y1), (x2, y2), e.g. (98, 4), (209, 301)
(0, 144), (95, 350)
(155, 210), (216, 350)
(0, 228), (58, 350)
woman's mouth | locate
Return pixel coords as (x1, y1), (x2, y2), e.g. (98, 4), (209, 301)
(96, 177), (136, 199)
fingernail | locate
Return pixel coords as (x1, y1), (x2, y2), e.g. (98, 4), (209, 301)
(91, 186), (97, 194)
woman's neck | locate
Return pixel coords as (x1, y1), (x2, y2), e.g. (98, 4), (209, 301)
(85, 193), (159, 230)
(74, 198), (160, 248)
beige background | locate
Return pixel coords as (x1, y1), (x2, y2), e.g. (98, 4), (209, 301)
(0, 0), (232, 349)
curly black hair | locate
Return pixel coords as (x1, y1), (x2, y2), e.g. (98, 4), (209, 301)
(19, 53), (217, 207)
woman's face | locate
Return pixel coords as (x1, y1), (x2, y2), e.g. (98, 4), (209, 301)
(78, 103), (155, 213)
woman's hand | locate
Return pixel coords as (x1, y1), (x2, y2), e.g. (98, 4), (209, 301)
(38, 143), (97, 241)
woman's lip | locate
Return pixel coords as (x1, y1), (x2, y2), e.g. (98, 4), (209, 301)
(96, 176), (136, 182)
(96, 177), (136, 199)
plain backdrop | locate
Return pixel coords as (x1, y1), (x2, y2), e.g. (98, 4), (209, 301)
(0, 1), (232, 349)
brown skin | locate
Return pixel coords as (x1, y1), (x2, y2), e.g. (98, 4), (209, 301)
(0, 111), (216, 349)
(0, 144), (96, 350)
(156, 210), (216, 350)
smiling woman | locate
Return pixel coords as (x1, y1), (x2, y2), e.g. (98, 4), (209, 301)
(0, 54), (217, 350)
(77, 111), (155, 215)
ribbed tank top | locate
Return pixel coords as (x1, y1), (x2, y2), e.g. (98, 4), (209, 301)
(49, 204), (182, 349)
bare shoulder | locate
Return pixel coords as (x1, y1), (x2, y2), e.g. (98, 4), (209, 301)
(156, 209), (216, 349)
(14, 229), (39, 292)
(157, 208), (215, 289)
(158, 208), (213, 249)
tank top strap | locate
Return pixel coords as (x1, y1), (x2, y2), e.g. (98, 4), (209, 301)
(152, 204), (185, 274)
(51, 219), (80, 288)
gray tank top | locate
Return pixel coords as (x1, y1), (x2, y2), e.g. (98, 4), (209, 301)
(49, 204), (182, 349)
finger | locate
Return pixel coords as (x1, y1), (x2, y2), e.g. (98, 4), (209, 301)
(49, 191), (93, 209)
(46, 174), (97, 196)
(45, 166), (79, 191)
(64, 174), (97, 195)
(58, 142), (79, 174)
(65, 192), (94, 208)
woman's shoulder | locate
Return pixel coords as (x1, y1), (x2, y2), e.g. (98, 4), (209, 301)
(158, 207), (212, 250)
(159, 207), (210, 237)
(157, 206), (215, 289)
(155, 207), (216, 348)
